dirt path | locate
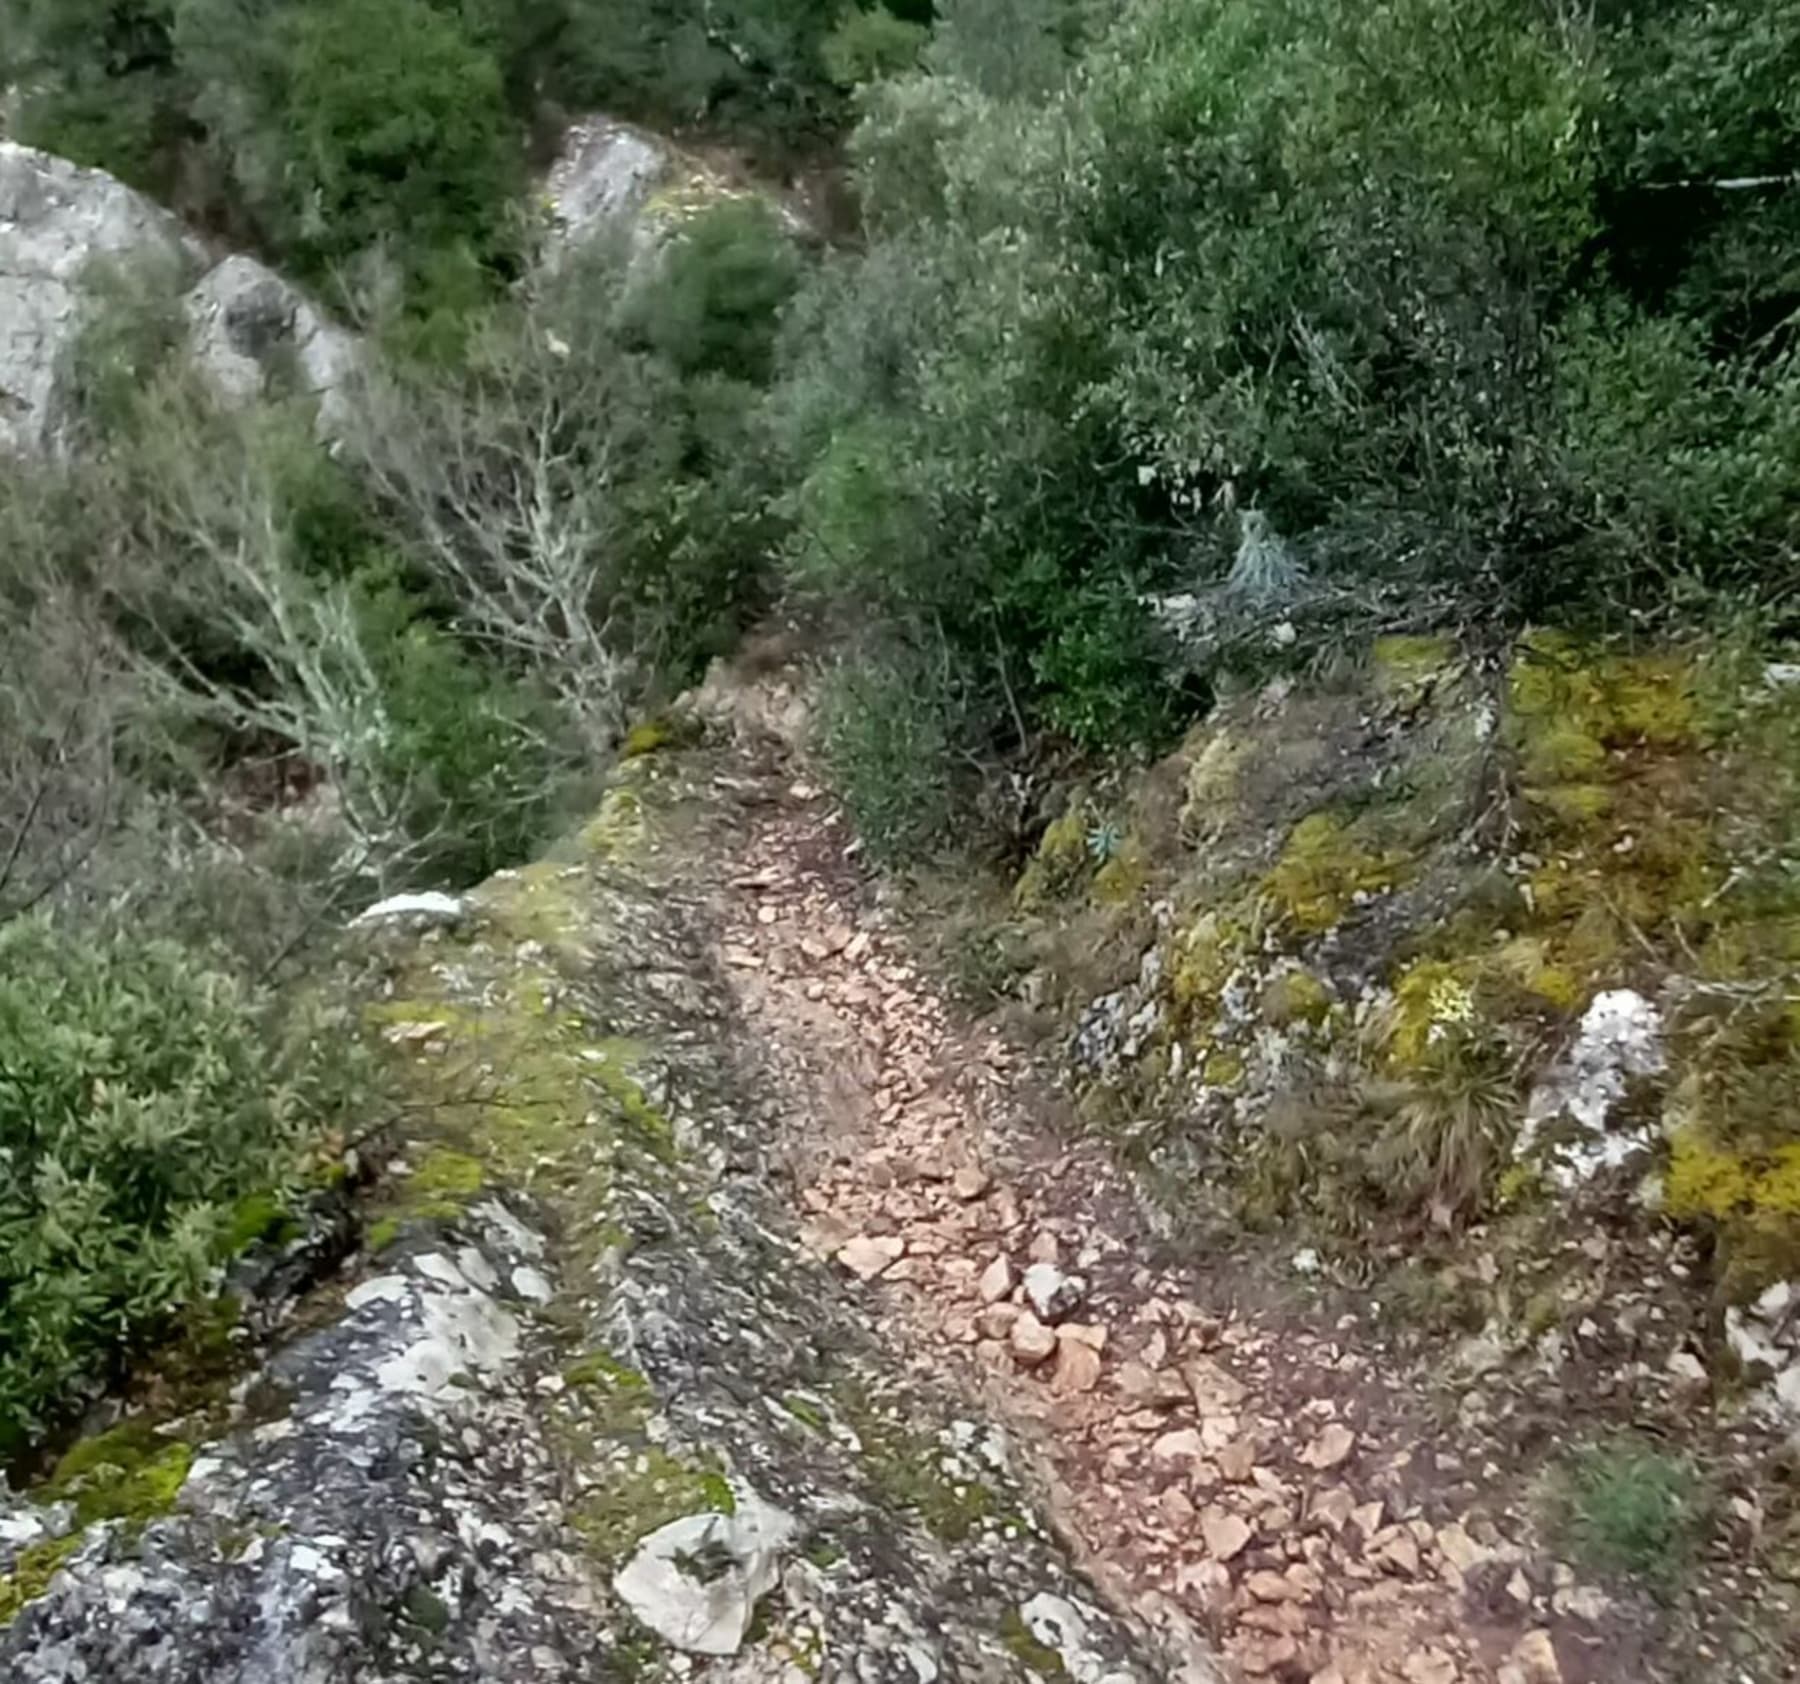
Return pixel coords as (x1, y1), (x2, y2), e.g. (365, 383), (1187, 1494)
(682, 732), (1769, 1684)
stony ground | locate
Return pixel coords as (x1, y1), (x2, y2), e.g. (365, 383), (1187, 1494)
(683, 719), (1794, 1684)
(4, 706), (1793, 1683)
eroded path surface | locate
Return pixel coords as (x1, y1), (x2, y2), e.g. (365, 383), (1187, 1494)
(688, 734), (1775, 1684)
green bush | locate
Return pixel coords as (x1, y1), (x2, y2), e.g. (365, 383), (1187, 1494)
(351, 569), (578, 883)
(0, 919), (357, 1450)
(534, 0), (849, 146)
(629, 199), (803, 386)
(272, 0), (521, 295)
(5, 0), (189, 193)
(817, 652), (963, 863)
(775, 0), (1800, 850)
(821, 7), (927, 89)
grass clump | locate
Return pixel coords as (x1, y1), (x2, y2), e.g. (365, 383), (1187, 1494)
(1549, 1439), (1706, 1589)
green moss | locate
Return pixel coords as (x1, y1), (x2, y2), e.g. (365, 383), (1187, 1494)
(1168, 906), (1253, 1017)
(366, 1216), (401, 1253)
(0, 1534), (81, 1628)
(1261, 968), (1332, 1026)
(619, 714), (700, 759)
(1015, 805), (1093, 910)
(1179, 725), (1249, 840)
(1000, 1607), (1069, 1676)
(1384, 959), (1482, 1069)
(1494, 1160), (1545, 1208)
(563, 1351), (654, 1431)
(405, 1149), (485, 1218)
(401, 1584), (451, 1634)
(1372, 634), (1461, 701)
(1091, 837), (1149, 905)
(217, 1191), (301, 1259)
(590, 1055), (679, 1167)
(1202, 1049), (1246, 1088)
(838, 1390), (1009, 1544)
(41, 1421), (193, 1531)
(1492, 937), (1584, 1012)
(1665, 1127), (1800, 1222)
(581, 784), (648, 859)
(1528, 780), (1614, 827)
(1261, 812), (1404, 934)
(568, 1445), (736, 1562)
(782, 1394), (829, 1431)
(1509, 632), (1699, 839)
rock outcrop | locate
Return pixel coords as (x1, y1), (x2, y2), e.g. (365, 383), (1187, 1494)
(0, 763), (1168, 1682)
(0, 142), (360, 456)
(1007, 630), (1800, 1426)
(0, 142), (199, 455)
(182, 253), (361, 439)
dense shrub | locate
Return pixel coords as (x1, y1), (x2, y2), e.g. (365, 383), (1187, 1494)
(531, 0), (851, 147)
(11, 0), (525, 325)
(350, 570), (578, 884)
(0, 920), (358, 1449)
(817, 652), (964, 865)
(361, 206), (799, 711)
(821, 7), (928, 90)
(270, 0), (521, 292)
(775, 0), (1800, 854)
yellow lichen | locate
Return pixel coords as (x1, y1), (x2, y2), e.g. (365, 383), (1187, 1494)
(1509, 632), (1699, 832)
(581, 785), (647, 860)
(1384, 959), (1483, 1068)
(1372, 634), (1461, 701)
(1260, 813), (1404, 935)
(1261, 968), (1332, 1026)
(1092, 837), (1149, 905)
(0, 1536), (80, 1628)
(1493, 937), (1584, 1012)
(1179, 727), (1249, 839)
(1015, 806), (1093, 910)
(1203, 1050), (1246, 1088)
(1664, 1128), (1800, 1222)
(1168, 909), (1250, 1015)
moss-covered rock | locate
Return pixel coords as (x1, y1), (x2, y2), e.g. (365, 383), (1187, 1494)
(1260, 811), (1406, 935)
(1014, 804), (1095, 911)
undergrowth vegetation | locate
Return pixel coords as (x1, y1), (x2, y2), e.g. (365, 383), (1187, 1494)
(0, 920), (361, 1452)
(780, 0), (1800, 848)
(1548, 1439), (1708, 1590)
(0, 126), (798, 1446)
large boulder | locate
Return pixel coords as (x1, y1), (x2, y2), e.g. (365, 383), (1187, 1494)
(543, 114), (813, 265)
(181, 253), (361, 437)
(0, 142), (360, 457)
(0, 141), (200, 455)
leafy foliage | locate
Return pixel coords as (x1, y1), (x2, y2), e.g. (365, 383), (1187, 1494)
(775, 0), (1800, 855)
(821, 7), (927, 90)
(817, 652), (963, 864)
(0, 920), (358, 1449)
(268, 0), (522, 290)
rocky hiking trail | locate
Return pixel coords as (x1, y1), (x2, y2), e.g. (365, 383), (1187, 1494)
(1, 710), (1785, 1684)
(690, 725), (1783, 1684)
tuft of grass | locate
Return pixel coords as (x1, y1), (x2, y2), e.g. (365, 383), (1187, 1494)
(1550, 1438), (1706, 1588)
